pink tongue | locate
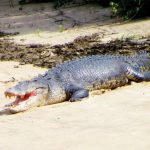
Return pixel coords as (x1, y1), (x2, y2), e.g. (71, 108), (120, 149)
(20, 95), (25, 99)
(17, 91), (36, 102)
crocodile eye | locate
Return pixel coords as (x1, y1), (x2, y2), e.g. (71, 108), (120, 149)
(47, 77), (51, 80)
(33, 79), (38, 82)
(35, 87), (47, 90)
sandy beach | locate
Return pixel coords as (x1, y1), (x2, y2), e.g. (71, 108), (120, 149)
(0, 1), (150, 150)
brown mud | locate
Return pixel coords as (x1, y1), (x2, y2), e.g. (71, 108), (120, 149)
(0, 32), (150, 68)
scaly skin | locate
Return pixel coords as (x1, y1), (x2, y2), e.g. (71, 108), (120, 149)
(3, 51), (150, 113)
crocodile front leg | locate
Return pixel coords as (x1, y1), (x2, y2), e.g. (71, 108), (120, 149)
(66, 84), (89, 102)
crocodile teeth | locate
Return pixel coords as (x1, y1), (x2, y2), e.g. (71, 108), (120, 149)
(5, 93), (16, 99)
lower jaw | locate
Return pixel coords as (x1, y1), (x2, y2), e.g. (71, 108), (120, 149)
(10, 99), (28, 107)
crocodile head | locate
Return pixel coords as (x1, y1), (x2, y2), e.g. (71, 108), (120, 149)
(4, 79), (49, 113)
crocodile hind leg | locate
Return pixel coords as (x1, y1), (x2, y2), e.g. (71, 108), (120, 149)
(126, 66), (150, 81)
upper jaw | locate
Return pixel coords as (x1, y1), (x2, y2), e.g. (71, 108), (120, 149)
(5, 87), (26, 96)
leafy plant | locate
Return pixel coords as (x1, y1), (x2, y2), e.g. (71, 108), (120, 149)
(110, 0), (149, 19)
(110, 2), (118, 16)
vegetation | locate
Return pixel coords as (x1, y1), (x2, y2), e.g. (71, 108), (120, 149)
(19, 0), (150, 19)
(110, 0), (150, 19)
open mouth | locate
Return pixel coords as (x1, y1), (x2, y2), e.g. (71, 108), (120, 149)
(4, 91), (36, 106)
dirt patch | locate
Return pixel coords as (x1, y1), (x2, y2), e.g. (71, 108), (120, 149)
(0, 33), (150, 68)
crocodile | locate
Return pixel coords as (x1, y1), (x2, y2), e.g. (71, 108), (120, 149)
(3, 51), (150, 113)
